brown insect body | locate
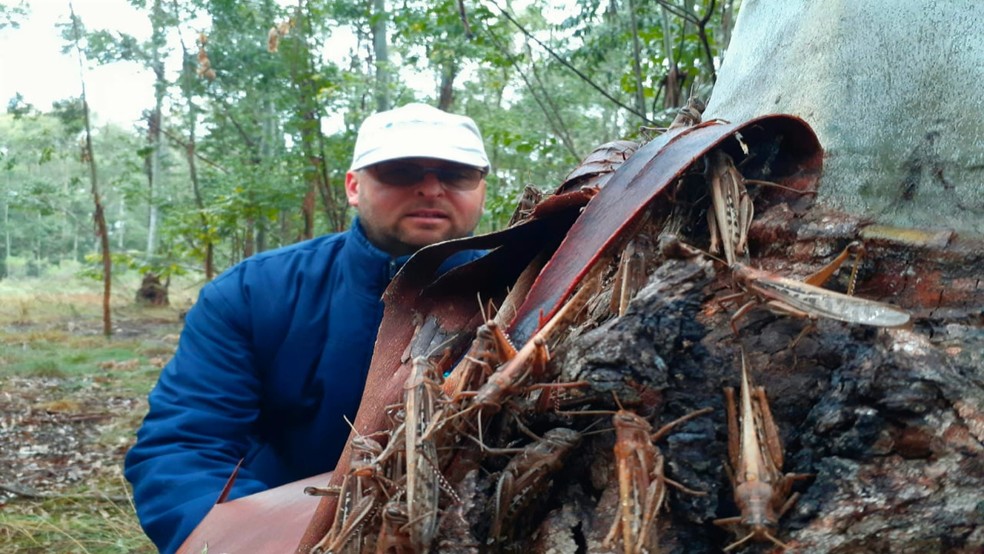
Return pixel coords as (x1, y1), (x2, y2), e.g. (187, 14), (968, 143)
(726, 260), (911, 333)
(604, 407), (712, 554)
(373, 499), (413, 554)
(715, 352), (811, 551)
(667, 95), (706, 131)
(310, 435), (386, 553)
(403, 356), (448, 552)
(489, 427), (582, 545)
(468, 272), (598, 424)
(699, 148), (910, 334)
(705, 149), (753, 267)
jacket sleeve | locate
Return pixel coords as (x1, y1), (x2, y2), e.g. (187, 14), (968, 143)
(124, 274), (272, 554)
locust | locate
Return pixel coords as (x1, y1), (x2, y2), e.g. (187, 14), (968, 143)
(462, 269), (601, 434)
(373, 497), (413, 554)
(714, 351), (812, 551)
(488, 427), (583, 545)
(603, 405), (712, 554)
(694, 144), (910, 334)
(441, 319), (517, 405)
(705, 149), (754, 267)
(704, 148), (816, 268)
(721, 241), (911, 334)
(307, 435), (386, 554)
(403, 355), (451, 552)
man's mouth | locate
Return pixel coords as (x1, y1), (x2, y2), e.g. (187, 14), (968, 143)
(405, 209), (449, 221)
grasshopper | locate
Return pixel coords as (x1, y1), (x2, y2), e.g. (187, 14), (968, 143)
(465, 269), (601, 430)
(603, 405), (712, 554)
(705, 149), (754, 267)
(704, 148), (815, 266)
(308, 435), (385, 554)
(714, 351), (812, 551)
(721, 241), (911, 334)
(442, 319), (517, 404)
(667, 95), (706, 131)
(488, 427), (583, 545)
(373, 497), (413, 554)
(695, 146), (910, 334)
(403, 355), (451, 552)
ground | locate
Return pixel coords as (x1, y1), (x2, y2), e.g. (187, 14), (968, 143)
(0, 271), (198, 553)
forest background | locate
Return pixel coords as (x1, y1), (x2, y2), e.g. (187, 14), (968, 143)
(0, 0), (739, 551)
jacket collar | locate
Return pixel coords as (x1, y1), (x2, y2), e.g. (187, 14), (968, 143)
(346, 217), (413, 296)
(346, 217), (485, 298)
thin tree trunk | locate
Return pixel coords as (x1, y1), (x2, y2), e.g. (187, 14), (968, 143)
(69, 3), (112, 337)
(437, 59), (457, 111)
(372, 0), (390, 111)
(626, 0), (647, 120)
(179, 38), (215, 280)
(289, 2), (346, 234)
(659, 3), (680, 109)
(117, 196), (125, 249)
(2, 177), (9, 276)
(145, 0), (166, 257)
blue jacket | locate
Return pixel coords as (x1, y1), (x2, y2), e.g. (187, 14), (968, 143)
(124, 219), (482, 553)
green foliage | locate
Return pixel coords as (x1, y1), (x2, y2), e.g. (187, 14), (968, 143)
(6, 0), (740, 275)
(0, 1), (29, 30)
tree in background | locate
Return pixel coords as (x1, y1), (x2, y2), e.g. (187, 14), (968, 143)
(1, 0), (740, 283)
(63, 3), (113, 336)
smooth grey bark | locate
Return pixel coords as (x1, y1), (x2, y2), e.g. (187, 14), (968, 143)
(705, 0), (984, 236)
(372, 0), (391, 111)
(145, 0), (167, 257)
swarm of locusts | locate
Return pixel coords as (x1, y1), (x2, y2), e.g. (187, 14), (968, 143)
(305, 101), (911, 554)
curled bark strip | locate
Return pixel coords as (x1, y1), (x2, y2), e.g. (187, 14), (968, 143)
(295, 188), (596, 552)
(508, 115), (822, 345)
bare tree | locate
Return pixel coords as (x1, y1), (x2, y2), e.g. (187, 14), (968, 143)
(67, 2), (112, 336)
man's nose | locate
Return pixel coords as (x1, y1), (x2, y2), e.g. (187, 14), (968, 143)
(415, 172), (445, 196)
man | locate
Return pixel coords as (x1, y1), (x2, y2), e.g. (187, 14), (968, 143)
(124, 103), (490, 553)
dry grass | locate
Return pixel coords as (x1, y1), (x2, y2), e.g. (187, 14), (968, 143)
(0, 270), (200, 553)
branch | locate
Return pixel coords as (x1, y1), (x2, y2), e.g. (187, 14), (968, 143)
(484, 0), (654, 125)
(481, 26), (581, 159)
(655, 0), (700, 25)
(656, 0), (718, 82)
(156, 121), (228, 174)
(697, 0), (718, 82)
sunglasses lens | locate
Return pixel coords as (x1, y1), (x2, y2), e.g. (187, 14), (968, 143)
(373, 164), (422, 187)
(372, 163), (484, 191)
(440, 168), (483, 191)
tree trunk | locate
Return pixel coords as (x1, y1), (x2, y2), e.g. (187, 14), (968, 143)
(437, 59), (457, 111)
(626, 0), (647, 121)
(179, 38), (215, 280)
(704, 0), (984, 237)
(287, 4), (347, 235)
(145, 0), (166, 257)
(372, 0), (391, 112)
(69, 3), (112, 337)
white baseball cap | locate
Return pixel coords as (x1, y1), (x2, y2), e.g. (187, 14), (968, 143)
(349, 103), (490, 171)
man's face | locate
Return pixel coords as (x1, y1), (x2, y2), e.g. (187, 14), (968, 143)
(345, 157), (486, 256)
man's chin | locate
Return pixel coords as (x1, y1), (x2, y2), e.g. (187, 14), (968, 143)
(401, 232), (454, 251)
(399, 223), (456, 246)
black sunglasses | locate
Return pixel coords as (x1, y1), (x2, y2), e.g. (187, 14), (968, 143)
(369, 162), (486, 191)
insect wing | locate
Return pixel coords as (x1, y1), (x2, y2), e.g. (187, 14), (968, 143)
(750, 273), (910, 327)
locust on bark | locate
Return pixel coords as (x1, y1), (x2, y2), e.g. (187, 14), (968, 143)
(714, 350), (812, 551)
(488, 427), (582, 546)
(603, 405), (712, 554)
(721, 241), (911, 334)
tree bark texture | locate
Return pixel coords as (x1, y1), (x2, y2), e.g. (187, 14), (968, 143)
(705, 0), (984, 237)
(180, 117), (982, 554)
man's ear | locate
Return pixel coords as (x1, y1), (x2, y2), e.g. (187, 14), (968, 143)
(344, 171), (360, 207)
